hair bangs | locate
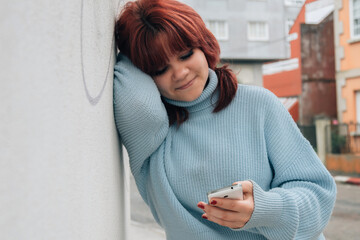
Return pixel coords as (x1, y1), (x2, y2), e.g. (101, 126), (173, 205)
(115, 0), (237, 126)
(132, 22), (200, 76)
(116, 0), (211, 74)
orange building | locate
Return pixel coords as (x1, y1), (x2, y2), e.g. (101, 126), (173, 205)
(263, 0), (337, 125)
(334, 0), (360, 152)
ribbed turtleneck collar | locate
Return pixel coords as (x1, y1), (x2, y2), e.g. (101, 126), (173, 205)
(163, 69), (219, 113)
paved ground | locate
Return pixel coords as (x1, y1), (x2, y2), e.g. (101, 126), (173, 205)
(130, 174), (165, 239)
(323, 181), (360, 240)
(129, 220), (165, 239)
(130, 174), (360, 240)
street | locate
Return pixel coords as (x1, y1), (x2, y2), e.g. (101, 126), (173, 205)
(130, 175), (360, 239)
(324, 181), (360, 240)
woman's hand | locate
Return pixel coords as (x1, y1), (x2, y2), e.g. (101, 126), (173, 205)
(197, 181), (254, 229)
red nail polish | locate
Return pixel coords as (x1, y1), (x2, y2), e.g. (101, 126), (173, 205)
(202, 215), (208, 220)
(197, 203), (205, 209)
(210, 200), (217, 205)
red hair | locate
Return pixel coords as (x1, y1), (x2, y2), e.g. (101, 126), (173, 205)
(115, 0), (238, 125)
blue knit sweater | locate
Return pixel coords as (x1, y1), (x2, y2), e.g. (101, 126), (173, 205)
(113, 54), (336, 240)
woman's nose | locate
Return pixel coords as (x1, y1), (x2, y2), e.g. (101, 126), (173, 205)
(172, 62), (189, 82)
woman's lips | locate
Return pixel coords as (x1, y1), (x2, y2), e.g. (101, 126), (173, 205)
(176, 77), (195, 90)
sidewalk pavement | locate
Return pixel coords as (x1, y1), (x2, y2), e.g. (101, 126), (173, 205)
(129, 220), (166, 240)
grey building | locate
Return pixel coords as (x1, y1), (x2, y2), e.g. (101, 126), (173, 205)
(180, 0), (304, 86)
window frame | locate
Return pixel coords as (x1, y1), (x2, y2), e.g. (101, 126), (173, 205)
(350, 0), (360, 39)
(285, 19), (295, 35)
(356, 91), (360, 123)
(355, 90), (360, 134)
(247, 21), (269, 41)
(284, 0), (305, 7)
(205, 20), (229, 41)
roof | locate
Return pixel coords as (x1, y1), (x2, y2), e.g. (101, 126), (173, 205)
(305, 0), (334, 24)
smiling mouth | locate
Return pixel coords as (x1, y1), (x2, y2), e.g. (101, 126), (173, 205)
(176, 78), (196, 90)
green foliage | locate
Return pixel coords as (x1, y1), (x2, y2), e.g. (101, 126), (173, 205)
(331, 131), (347, 153)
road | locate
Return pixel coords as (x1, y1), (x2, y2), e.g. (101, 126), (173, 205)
(324, 182), (360, 240)
(130, 175), (360, 239)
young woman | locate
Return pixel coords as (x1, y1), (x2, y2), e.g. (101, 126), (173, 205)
(113, 0), (336, 239)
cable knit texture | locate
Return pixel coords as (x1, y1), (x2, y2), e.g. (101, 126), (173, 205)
(113, 54), (336, 240)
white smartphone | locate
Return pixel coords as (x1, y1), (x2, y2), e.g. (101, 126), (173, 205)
(207, 183), (243, 202)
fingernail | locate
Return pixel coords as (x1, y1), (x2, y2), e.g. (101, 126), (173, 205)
(202, 215), (208, 220)
(210, 200), (217, 205)
(197, 203), (205, 209)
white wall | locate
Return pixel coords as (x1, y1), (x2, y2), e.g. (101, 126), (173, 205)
(228, 63), (264, 87)
(0, 1), (129, 239)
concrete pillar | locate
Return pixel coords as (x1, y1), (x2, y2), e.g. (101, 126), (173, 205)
(0, 1), (129, 239)
(315, 117), (331, 164)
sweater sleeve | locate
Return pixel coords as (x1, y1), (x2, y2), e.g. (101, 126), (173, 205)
(113, 53), (169, 177)
(239, 89), (336, 239)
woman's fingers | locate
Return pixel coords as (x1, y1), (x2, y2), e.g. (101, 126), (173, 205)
(233, 180), (253, 194)
(202, 213), (245, 229)
(198, 201), (248, 222)
(197, 180), (255, 228)
(208, 197), (254, 216)
(206, 181), (254, 213)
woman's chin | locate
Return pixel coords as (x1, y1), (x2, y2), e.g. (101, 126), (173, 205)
(181, 92), (202, 102)
(164, 88), (203, 102)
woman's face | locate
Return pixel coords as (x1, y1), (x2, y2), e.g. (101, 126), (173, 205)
(152, 48), (209, 102)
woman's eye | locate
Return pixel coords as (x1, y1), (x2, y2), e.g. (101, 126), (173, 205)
(153, 66), (168, 76)
(180, 49), (193, 60)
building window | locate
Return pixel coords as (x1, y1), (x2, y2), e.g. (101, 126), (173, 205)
(350, 0), (360, 39)
(284, 0), (305, 6)
(206, 20), (229, 40)
(247, 22), (269, 41)
(286, 19), (295, 35)
(356, 91), (360, 133)
(357, 91), (360, 123)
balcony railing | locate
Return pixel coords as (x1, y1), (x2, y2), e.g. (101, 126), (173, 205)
(284, 0), (305, 7)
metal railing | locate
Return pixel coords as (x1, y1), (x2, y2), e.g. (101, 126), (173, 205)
(298, 124), (317, 151)
(325, 123), (360, 154)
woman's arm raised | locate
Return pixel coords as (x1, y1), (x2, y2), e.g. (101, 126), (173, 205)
(113, 53), (169, 177)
